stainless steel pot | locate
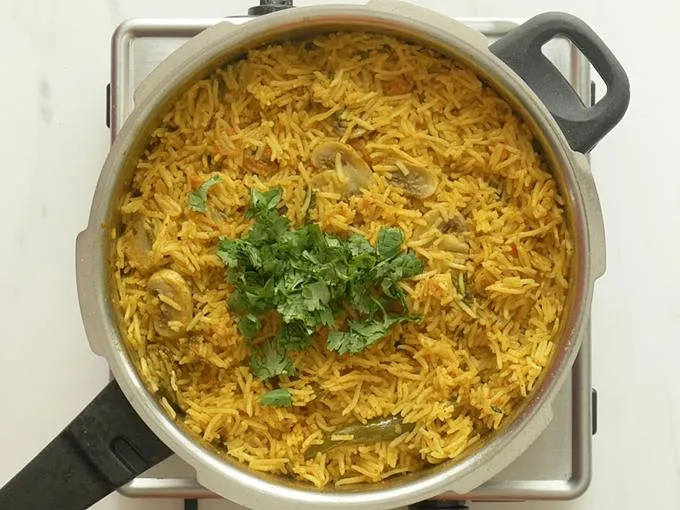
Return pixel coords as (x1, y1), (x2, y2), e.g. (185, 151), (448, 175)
(0, 2), (629, 509)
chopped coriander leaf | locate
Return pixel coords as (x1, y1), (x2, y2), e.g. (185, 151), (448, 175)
(216, 238), (240, 268)
(218, 187), (425, 380)
(389, 251), (426, 279)
(327, 316), (411, 356)
(188, 174), (220, 213)
(247, 208), (290, 244)
(277, 321), (314, 351)
(238, 314), (261, 339)
(250, 340), (295, 380)
(301, 282), (331, 311)
(247, 187), (283, 218)
(348, 233), (375, 256)
(376, 227), (405, 260)
(260, 388), (293, 407)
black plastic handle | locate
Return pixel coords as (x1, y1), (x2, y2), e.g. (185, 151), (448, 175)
(0, 380), (171, 510)
(489, 12), (630, 153)
(248, 0), (293, 15)
(408, 501), (468, 509)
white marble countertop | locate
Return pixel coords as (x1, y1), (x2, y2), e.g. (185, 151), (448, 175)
(0, 0), (678, 509)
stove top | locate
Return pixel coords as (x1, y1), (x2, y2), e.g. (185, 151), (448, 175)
(107, 16), (596, 503)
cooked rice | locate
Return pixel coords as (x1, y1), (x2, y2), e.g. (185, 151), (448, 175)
(113, 32), (572, 487)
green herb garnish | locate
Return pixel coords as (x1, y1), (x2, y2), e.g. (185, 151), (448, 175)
(188, 174), (220, 213)
(250, 339), (296, 380)
(327, 316), (411, 356)
(260, 388), (293, 407)
(246, 187), (282, 217)
(217, 187), (424, 381)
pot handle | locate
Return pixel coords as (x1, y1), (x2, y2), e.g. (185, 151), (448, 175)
(489, 12), (630, 154)
(0, 380), (171, 510)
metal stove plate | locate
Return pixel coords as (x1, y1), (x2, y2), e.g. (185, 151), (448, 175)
(109, 17), (592, 502)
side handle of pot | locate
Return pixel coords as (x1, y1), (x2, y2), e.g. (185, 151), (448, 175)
(490, 12), (630, 154)
(0, 381), (171, 510)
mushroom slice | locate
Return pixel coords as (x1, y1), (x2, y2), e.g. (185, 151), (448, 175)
(414, 209), (467, 237)
(386, 160), (438, 199)
(414, 209), (469, 254)
(127, 214), (155, 272)
(148, 269), (193, 337)
(414, 209), (442, 239)
(311, 170), (337, 191)
(438, 234), (469, 253)
(310, 141), (372, 194)
(439, 213), (468, 234)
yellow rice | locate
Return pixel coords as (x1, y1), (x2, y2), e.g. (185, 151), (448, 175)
(113, 32), (572, 487)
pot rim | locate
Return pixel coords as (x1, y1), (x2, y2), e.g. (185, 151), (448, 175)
(76, 2), (602, 508)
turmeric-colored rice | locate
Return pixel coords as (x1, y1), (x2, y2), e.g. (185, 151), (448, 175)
(112, 32), (572, 487)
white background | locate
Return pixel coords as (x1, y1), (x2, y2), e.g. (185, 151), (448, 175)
(0, 0), (678, 509)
